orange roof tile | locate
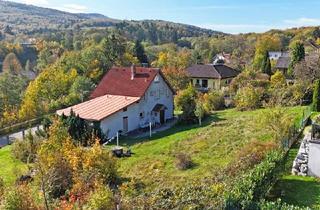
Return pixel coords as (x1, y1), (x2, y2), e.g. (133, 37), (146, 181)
(56, 94), (140, 121)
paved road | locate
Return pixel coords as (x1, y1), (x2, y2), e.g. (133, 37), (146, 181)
(0, 126), (42, 147)
(308, 142), (320, 177)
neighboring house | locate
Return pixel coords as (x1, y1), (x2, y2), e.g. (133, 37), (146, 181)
(57, 66), (175, 139)
(212, 52), (231, 64)
(186, 64), (239, 92)
(268, 51), (289, 61)
(275, 56), (290, 74)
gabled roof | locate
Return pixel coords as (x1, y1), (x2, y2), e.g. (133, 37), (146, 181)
(186, 64), (239, 79)
(90, 66), (174, 99)
(275, 56), (290, 69)
(56, 94), (140, 121)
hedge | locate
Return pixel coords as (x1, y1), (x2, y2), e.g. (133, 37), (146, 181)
(225, 150), (286, 209)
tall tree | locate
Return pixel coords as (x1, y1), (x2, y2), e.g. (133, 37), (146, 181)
(253, 35), (281, 70)
(261, 51), (272, 76)
(2, 52), (23, 74)
(313, 79), (320, 112)
(134, 40), (149, 64)
(289, 41), (305, 76)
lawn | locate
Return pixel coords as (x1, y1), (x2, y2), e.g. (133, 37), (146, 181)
(0, 145), (28, 185)
(110, 106), (306, 191)
(269, 141), (320, 209)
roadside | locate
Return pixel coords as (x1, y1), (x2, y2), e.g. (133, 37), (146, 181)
(268, 131), (320, 208)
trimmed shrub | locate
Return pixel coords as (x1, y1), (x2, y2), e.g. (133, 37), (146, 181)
(175, 153), (193, 170)
(225, 151), (285, 209)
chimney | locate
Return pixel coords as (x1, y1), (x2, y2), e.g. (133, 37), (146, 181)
(131, 64), (136, 80)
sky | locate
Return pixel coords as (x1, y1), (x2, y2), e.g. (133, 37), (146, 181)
(10, 0), (320, 34)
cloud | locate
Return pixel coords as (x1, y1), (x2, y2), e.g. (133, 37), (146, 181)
(14, 0), (49, 6)
(284, 17), (320, 26)
(58, 4), (88, 13)
(198, 23), (274, 34)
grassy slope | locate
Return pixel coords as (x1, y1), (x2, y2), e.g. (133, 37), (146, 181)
(270, 138), (320, 208)
(0, 146), (28, 185)
(112, 106), (305, 190)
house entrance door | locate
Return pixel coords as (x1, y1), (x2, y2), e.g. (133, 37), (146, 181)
(160, 110), (165, 124)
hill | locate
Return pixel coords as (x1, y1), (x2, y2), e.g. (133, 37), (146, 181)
(0, 1), (225, 44)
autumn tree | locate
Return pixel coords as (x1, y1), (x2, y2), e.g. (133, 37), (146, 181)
(2, 52), (23, 74)
(153, 49), (193, 90)
(253, 35), (281, 70)
(294, 53), (320, 84)
(175, 84), (198, 123)
(288, 40), (305, 76)
(313, 80), (320, 112)
(36, 40), (64, 72)
(235, 85), (262, 111)
(270, 71), (286, 88)
(134, 40), (149, 64)
(194, 96), (206, 126)
(261, 51), (272, 76)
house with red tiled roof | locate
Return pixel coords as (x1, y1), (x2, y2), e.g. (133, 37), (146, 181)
(57, 65), (175, 138)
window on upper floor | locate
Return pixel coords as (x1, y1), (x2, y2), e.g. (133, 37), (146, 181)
(123, 107), (127, 112)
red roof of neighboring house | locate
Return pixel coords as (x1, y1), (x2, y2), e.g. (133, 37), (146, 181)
(90, 66), (160, 99)
(56, 94), (140, 121)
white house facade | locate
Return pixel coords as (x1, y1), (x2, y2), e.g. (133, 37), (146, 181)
(57, 66), (174, 139)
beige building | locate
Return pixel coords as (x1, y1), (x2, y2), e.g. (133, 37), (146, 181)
(186, 64), (239, 92)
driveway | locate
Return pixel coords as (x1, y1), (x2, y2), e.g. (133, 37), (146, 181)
(308, 142), (320, 177)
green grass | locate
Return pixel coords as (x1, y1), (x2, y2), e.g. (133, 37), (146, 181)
(269, 141), (320, 209)
(108, 106), (306, 190)
(0, 145), (28, 185)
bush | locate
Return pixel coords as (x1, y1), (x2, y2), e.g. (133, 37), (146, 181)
(224, 141), (277, 177)
(204, 91), (225, 111)
(120, 181), (225, 209)
(175, 84), (198, 123)
(175, 153), (193, 170)
(11, 131), (41, 163)
(235, 86), (262, 111)
(84, 186), (114, 210)
(225, 150), (285, 209)
(1, 185), (39, 210)
(312, 79), (320, 112)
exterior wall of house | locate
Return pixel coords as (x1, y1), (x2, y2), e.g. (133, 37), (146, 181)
(191, 77), (233, 91)
(268, 52), (282, 61)
(100, 72), (174, 138)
